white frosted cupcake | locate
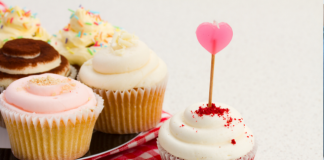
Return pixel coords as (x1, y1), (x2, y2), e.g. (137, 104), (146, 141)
(78, 31), (168, 134)
(0, 6), (50, 47)
(158, 102), (257, 160)
(50, 7), (115, 67)
(0, 73), (104, 160)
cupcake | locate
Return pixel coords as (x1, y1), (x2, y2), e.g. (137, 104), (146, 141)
(78, 31), (168, 134)
(0, 38), (77, 128)
(0, 73), (104, 160)
(157, 102), (257, 160)
(0, 6), (50, 47)
(50, 7), (115, 68)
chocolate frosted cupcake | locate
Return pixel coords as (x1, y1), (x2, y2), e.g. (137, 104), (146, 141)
(0, 6), (50, 47)
(0, 38), (77, 128)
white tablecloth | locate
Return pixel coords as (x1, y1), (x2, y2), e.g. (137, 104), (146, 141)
(1, 0), (322, 159)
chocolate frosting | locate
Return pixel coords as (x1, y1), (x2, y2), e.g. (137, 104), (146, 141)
(0, 39), (60, 70)
(2, 39), (40, 57)
(0, 55), (69, 80)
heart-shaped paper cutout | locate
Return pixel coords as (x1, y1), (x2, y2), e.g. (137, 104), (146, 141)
(196, 22), (233, 55)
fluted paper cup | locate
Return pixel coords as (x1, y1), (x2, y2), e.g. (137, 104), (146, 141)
(0, 93), (104, 160)
(79, 75), (167, 134)
(157, 141), (257, 160)
(68, 65), (78, 80)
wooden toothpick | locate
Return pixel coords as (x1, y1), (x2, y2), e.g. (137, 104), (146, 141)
(208, 20), (217, 107)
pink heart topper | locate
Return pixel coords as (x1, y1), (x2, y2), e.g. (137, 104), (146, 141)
(196, 21), (233, 55)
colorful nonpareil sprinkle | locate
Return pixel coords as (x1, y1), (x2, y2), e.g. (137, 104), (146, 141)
(87, 48), (93, 55)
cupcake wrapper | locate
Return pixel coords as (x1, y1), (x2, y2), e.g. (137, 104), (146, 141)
(68, 65), (78, 80)
(157, 141), (257, 160)
(0, 94), (104, 160)
(78, 75), (168, 134)
(0, 86), (5, 128)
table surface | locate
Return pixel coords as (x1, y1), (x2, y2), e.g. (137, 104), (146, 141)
(1, 0), (323, 159)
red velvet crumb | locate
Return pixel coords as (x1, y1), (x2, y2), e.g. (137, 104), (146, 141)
(231, 139), (236, 145)
(194, 103), (229, 117)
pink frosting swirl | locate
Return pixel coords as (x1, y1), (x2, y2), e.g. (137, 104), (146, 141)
(4, 73), (95, 113)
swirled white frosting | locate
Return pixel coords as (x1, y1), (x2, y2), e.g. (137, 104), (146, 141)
(0, 6), (51, 47)
(78, 32), (167, 90)
(158, 102), (255, 160)
(50, 8), (115, 66)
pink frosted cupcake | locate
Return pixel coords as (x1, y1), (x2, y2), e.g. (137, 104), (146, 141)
(157, 102), (257, 160)
(0, 73), (104, 160)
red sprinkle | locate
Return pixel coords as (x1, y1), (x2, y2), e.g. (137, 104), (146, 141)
(231, 139), (236, 145)
(194, 103), (229, 117)
(247, 136), (249, 138)
(179, 124), (184, 128)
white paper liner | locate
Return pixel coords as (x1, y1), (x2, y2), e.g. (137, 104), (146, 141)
(0, 93), (104, 160)
(157, 140), (257, 160)
(0, 93), (104, 128)
(77, 74), (168, 134)
(0, 86), (5, 128)
(68, 64), (77, 79)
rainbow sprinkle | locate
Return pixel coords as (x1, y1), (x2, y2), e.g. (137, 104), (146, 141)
(85, 22), (92, 25)
(65, 38), (68, 44)
(80, 30), (84, 38)
(94, 22), (98, 25)
(87, 48), (93, 55)
(47, 40), (51, 44)
(17, 36), (23, 39)
(78, 31), (81, 37)
(74, 15), (79, 20)
(89, 10), (100, 14)
(3, 39), (8, 42)
(10, 17), (13, 23)
(16, 10), (21, 17)
(70, 13), (75, 19)
(66, 47), (74, 54)
(68, 9), (75, 13)
(78, 20), (83, 27)
(23, 23), (28, 29)
(1, 25), (3, 29)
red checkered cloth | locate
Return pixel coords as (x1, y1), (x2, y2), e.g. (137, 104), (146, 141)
(83, 111), (172, 160)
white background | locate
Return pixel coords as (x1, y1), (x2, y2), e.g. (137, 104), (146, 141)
(0, 0), (323, 159)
